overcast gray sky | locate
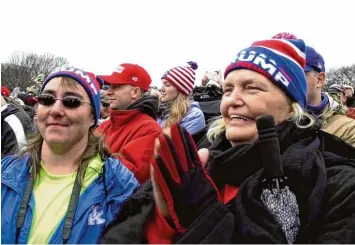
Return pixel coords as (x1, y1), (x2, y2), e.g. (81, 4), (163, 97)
(2, 0), (355, 87)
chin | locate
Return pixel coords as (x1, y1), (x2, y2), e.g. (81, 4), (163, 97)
(44, 137), (68, 145)
(225, 129), (257, 145)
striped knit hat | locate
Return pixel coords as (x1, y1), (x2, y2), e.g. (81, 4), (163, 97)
(224, 39), (308, 109)
(161, 61), (198, 96)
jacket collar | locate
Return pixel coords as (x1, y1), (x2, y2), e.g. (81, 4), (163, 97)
(109, 109), (141, 127)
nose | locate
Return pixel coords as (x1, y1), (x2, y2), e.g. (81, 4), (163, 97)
(49, 99), (65, 117)
(107, 87), (114, 95)
(230, 90), (244, 107)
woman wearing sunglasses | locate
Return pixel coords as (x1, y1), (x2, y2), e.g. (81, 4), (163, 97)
(1, 67), (139, 244)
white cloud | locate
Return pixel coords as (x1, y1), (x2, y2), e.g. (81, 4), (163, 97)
(1, 0), (355, 87)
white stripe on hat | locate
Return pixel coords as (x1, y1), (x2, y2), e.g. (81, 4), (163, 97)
(258, 46), (304, 70)
(166, 74), (190, 95)
(175, 67), (195, 81)
(180, 66), (195, 77)
(168, 73), (193, 94)
(169, 69), (194, 90)
(256, 39), (306, 61)
(274, 39), (306, 59)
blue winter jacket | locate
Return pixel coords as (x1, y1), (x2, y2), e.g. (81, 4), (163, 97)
(158, 101), (205, 135)
(1, 154), (139, 244)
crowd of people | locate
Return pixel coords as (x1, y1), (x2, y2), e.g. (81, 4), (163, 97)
(1, 32), (355, 244)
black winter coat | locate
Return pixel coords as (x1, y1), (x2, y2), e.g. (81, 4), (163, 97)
(101, 121), (355, 244)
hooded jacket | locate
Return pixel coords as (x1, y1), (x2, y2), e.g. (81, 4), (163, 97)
(97, 96), (162, 184)
(100, 121), (355, 244)
(1, 154), (139, 244)
(157, 101), (205, 135)
(307, 93), (355, 147)
(1, 103), (32, 157)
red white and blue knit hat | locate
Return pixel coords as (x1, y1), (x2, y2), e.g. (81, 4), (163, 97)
(161, 61), (198, 96)
(224, 39), (307, 109)
(41, 67), (104, 125)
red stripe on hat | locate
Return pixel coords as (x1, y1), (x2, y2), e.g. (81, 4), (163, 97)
(169, 68), (194, 91)
(168, 73), (193, 95)
(175, 67), (195, 81)
(180, 66), (195, 77)
(252, 39), (305, 68)
(166, 74), (190, 95)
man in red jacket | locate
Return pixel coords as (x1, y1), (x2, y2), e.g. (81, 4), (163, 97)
(98, 63), (162, 183)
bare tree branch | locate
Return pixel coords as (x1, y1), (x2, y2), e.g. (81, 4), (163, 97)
(324, 64), (355, 91)
(1, 51), (70, 91)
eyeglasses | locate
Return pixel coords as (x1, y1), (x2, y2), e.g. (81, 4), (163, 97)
(102, 102), (110, 107)
(38, 94), (91, 109)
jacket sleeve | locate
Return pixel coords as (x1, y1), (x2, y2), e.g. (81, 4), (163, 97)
(180, 109), (206, 135)
(338, 118), (355, 147)
(118, 124), (161, 184)
(1, 120), (20, 157)
(324, 115), (355, 147)
(172, 202), (235, 243)
(312, 157), (355, 243)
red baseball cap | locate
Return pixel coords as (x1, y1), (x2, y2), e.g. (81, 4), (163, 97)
(1, 86), (11, 97)
(100, 63), (152, 91)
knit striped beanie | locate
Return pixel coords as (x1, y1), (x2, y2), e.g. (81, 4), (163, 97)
(161, 61), (198, 96)
(224, 39), (308, 109)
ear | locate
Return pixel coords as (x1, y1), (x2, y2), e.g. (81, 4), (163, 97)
(316, 72), (326, 89)
(131, 87), (141, 99)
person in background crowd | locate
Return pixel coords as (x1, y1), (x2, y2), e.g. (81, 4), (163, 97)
(149, 87), (162, 99)
(1, 86), (11, 97)
(158, 61), (205, 135)
(98, 63), (162, 183)
(304, 46), (355, 146)
(201, 70), (223, 87)
(1, 67), (139, 244)
(328, 83), (348, 107)
(101, 38), (355, 244)
(98, 89), (110, 124)
(1, 95), (32, 158)
(343, 81), (354, 99)
(328, 83), (355, 120)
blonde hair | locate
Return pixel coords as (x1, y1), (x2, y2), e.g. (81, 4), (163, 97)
(163, 93), (190, 128)
(19, 77), (111, 185)
(206, 102), (315, 142)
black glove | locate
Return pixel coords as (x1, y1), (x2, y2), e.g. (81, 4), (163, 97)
(151, 123), (220, 231)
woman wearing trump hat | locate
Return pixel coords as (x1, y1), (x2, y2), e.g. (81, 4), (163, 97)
(101, 38), (355, 244)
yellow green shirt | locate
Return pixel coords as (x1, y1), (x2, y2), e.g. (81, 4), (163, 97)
(27, 154), (104, 244)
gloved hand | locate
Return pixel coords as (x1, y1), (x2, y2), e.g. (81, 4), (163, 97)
(151, 123), (220, 232)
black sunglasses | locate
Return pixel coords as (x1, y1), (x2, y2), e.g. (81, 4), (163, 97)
(310, 66), (322, 73)
(38, 94), (91, 109)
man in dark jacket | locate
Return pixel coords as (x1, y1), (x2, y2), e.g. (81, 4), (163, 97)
(98, 64), (162, 183)
(1, 95), (32, 157)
